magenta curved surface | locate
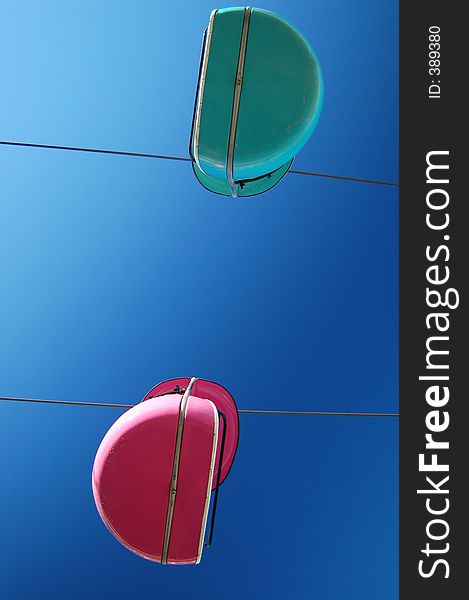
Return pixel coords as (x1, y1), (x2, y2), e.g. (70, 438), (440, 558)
(143, 377), (240, 487)
(92, 394), (217, 564)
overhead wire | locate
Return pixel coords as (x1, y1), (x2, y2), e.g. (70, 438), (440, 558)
(0, 396), (399, 417)
(0, 140), (400, 187)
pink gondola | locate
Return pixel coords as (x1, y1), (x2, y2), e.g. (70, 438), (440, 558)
(92, 377), (239, 565)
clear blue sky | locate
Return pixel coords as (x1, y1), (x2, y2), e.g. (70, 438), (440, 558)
(0, 1), (398, 598)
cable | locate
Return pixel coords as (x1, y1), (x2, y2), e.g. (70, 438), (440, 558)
(0, 140), (191, 163)
(0, 396), (135, 408)
(238, 409), (399, 417)
(288, 169), (399, 188)
(1, 140), (399, 187)
(0, 396), (398, 417)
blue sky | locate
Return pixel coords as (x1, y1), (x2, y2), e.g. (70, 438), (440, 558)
(0, 1), (398, 598)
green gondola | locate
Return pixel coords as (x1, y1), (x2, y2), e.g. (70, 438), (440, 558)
(189, 6), (324, 197)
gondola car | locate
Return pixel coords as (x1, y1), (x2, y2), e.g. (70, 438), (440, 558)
(92, 377), (239, 564)
(190, 6), (324, 197)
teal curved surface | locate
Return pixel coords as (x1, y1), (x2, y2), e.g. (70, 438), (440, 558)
(194, 8), (245, 181)
(190, 6), (323, 196)
(192, 158), (293, 198)
(234, 8), (323, 181)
